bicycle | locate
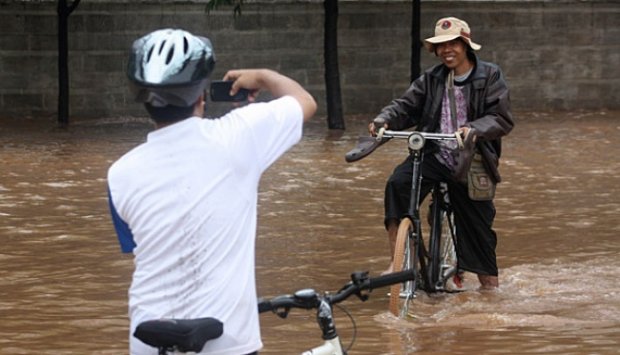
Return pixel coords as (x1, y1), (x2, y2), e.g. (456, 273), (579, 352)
(346, 127), (463, 318)
(133, 270), (415, 354)
(378, 128), (465, 319)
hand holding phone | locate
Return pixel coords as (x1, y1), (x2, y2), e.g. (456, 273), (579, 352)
(209, 80), (250, 102)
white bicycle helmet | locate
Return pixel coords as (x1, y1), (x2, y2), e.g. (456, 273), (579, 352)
(127, 29), (216, 107)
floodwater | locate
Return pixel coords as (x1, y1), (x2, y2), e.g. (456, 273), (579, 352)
(0, 111), (619, 354)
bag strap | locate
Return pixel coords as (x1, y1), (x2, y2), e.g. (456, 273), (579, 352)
(447, 71), (478, 152)
(446, 70), (458, 132)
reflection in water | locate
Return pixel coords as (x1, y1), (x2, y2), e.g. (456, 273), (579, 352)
(0, 112), (619, 354)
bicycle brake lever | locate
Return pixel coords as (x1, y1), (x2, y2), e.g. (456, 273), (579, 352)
(355, 290), (369, 302)
(455, 131), (464, 150)
(376, 127), (385, 141)
(351, 271), (370, 302)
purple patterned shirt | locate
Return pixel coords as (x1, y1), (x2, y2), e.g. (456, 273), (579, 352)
(436, 85), (467, 170)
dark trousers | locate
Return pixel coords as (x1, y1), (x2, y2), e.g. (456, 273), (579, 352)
(384, 152), (498, 276)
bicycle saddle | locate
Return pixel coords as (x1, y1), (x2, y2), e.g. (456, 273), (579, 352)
(134, 317), (223, 352)
(345, 136), (390, 163)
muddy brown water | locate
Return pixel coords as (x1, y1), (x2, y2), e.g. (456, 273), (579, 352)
(1, 111), (618, 354)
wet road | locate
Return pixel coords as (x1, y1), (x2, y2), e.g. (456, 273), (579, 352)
(0, 111), (619, 354)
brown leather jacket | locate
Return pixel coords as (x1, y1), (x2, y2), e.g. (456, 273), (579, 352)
(376, 53), (513, 183)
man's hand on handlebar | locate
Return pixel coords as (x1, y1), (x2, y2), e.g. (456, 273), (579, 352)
(454, 126), (477, 150)
(368, 117), (388, 137)
(457, 126), (476, 143)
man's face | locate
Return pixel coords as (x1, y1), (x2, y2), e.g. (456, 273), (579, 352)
(435, 39), (470, 74)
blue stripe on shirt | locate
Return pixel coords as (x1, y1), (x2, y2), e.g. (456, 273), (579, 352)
(108, 188), (136, 253)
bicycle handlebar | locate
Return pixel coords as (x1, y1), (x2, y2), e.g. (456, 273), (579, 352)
(376, 128), (463, 150)
(377, 128), (459, 141)
(258, 269), (415, 315)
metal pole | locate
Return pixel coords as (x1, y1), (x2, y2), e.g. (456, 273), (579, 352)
(410, 0), (421, 83)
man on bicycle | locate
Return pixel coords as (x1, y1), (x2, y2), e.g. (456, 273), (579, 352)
(107, 29), (316, 354)
(370, 17), (513, 289)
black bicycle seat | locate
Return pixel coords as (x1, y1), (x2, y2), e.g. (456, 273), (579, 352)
(134, 317), (223, 352)
(345, 136), (390, 163)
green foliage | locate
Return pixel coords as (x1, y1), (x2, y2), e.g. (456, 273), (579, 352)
(206, 0), (244, 16)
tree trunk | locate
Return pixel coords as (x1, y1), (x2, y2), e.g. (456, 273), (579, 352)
(324, 0), (345, 130)
(57, 0), (80, 128)
(410, 0), (421, 83)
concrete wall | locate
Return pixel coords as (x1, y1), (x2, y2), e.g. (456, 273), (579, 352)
(0, 0), (618, 121)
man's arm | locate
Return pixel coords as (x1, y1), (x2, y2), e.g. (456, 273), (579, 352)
(466, 67), (513, 140)
(223, 69), (317, 122)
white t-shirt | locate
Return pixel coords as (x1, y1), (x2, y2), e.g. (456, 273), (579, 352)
(107, 96), (303, 355)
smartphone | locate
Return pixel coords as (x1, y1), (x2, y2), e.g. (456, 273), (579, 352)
(209, 80), (250, 102)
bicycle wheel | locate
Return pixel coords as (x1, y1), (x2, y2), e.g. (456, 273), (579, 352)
(389, 218), (419, 317)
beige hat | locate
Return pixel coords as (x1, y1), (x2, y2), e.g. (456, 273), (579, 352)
(424, 17), (481, 52)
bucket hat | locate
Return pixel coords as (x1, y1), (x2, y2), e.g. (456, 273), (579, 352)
(424, 17), (481, 52)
